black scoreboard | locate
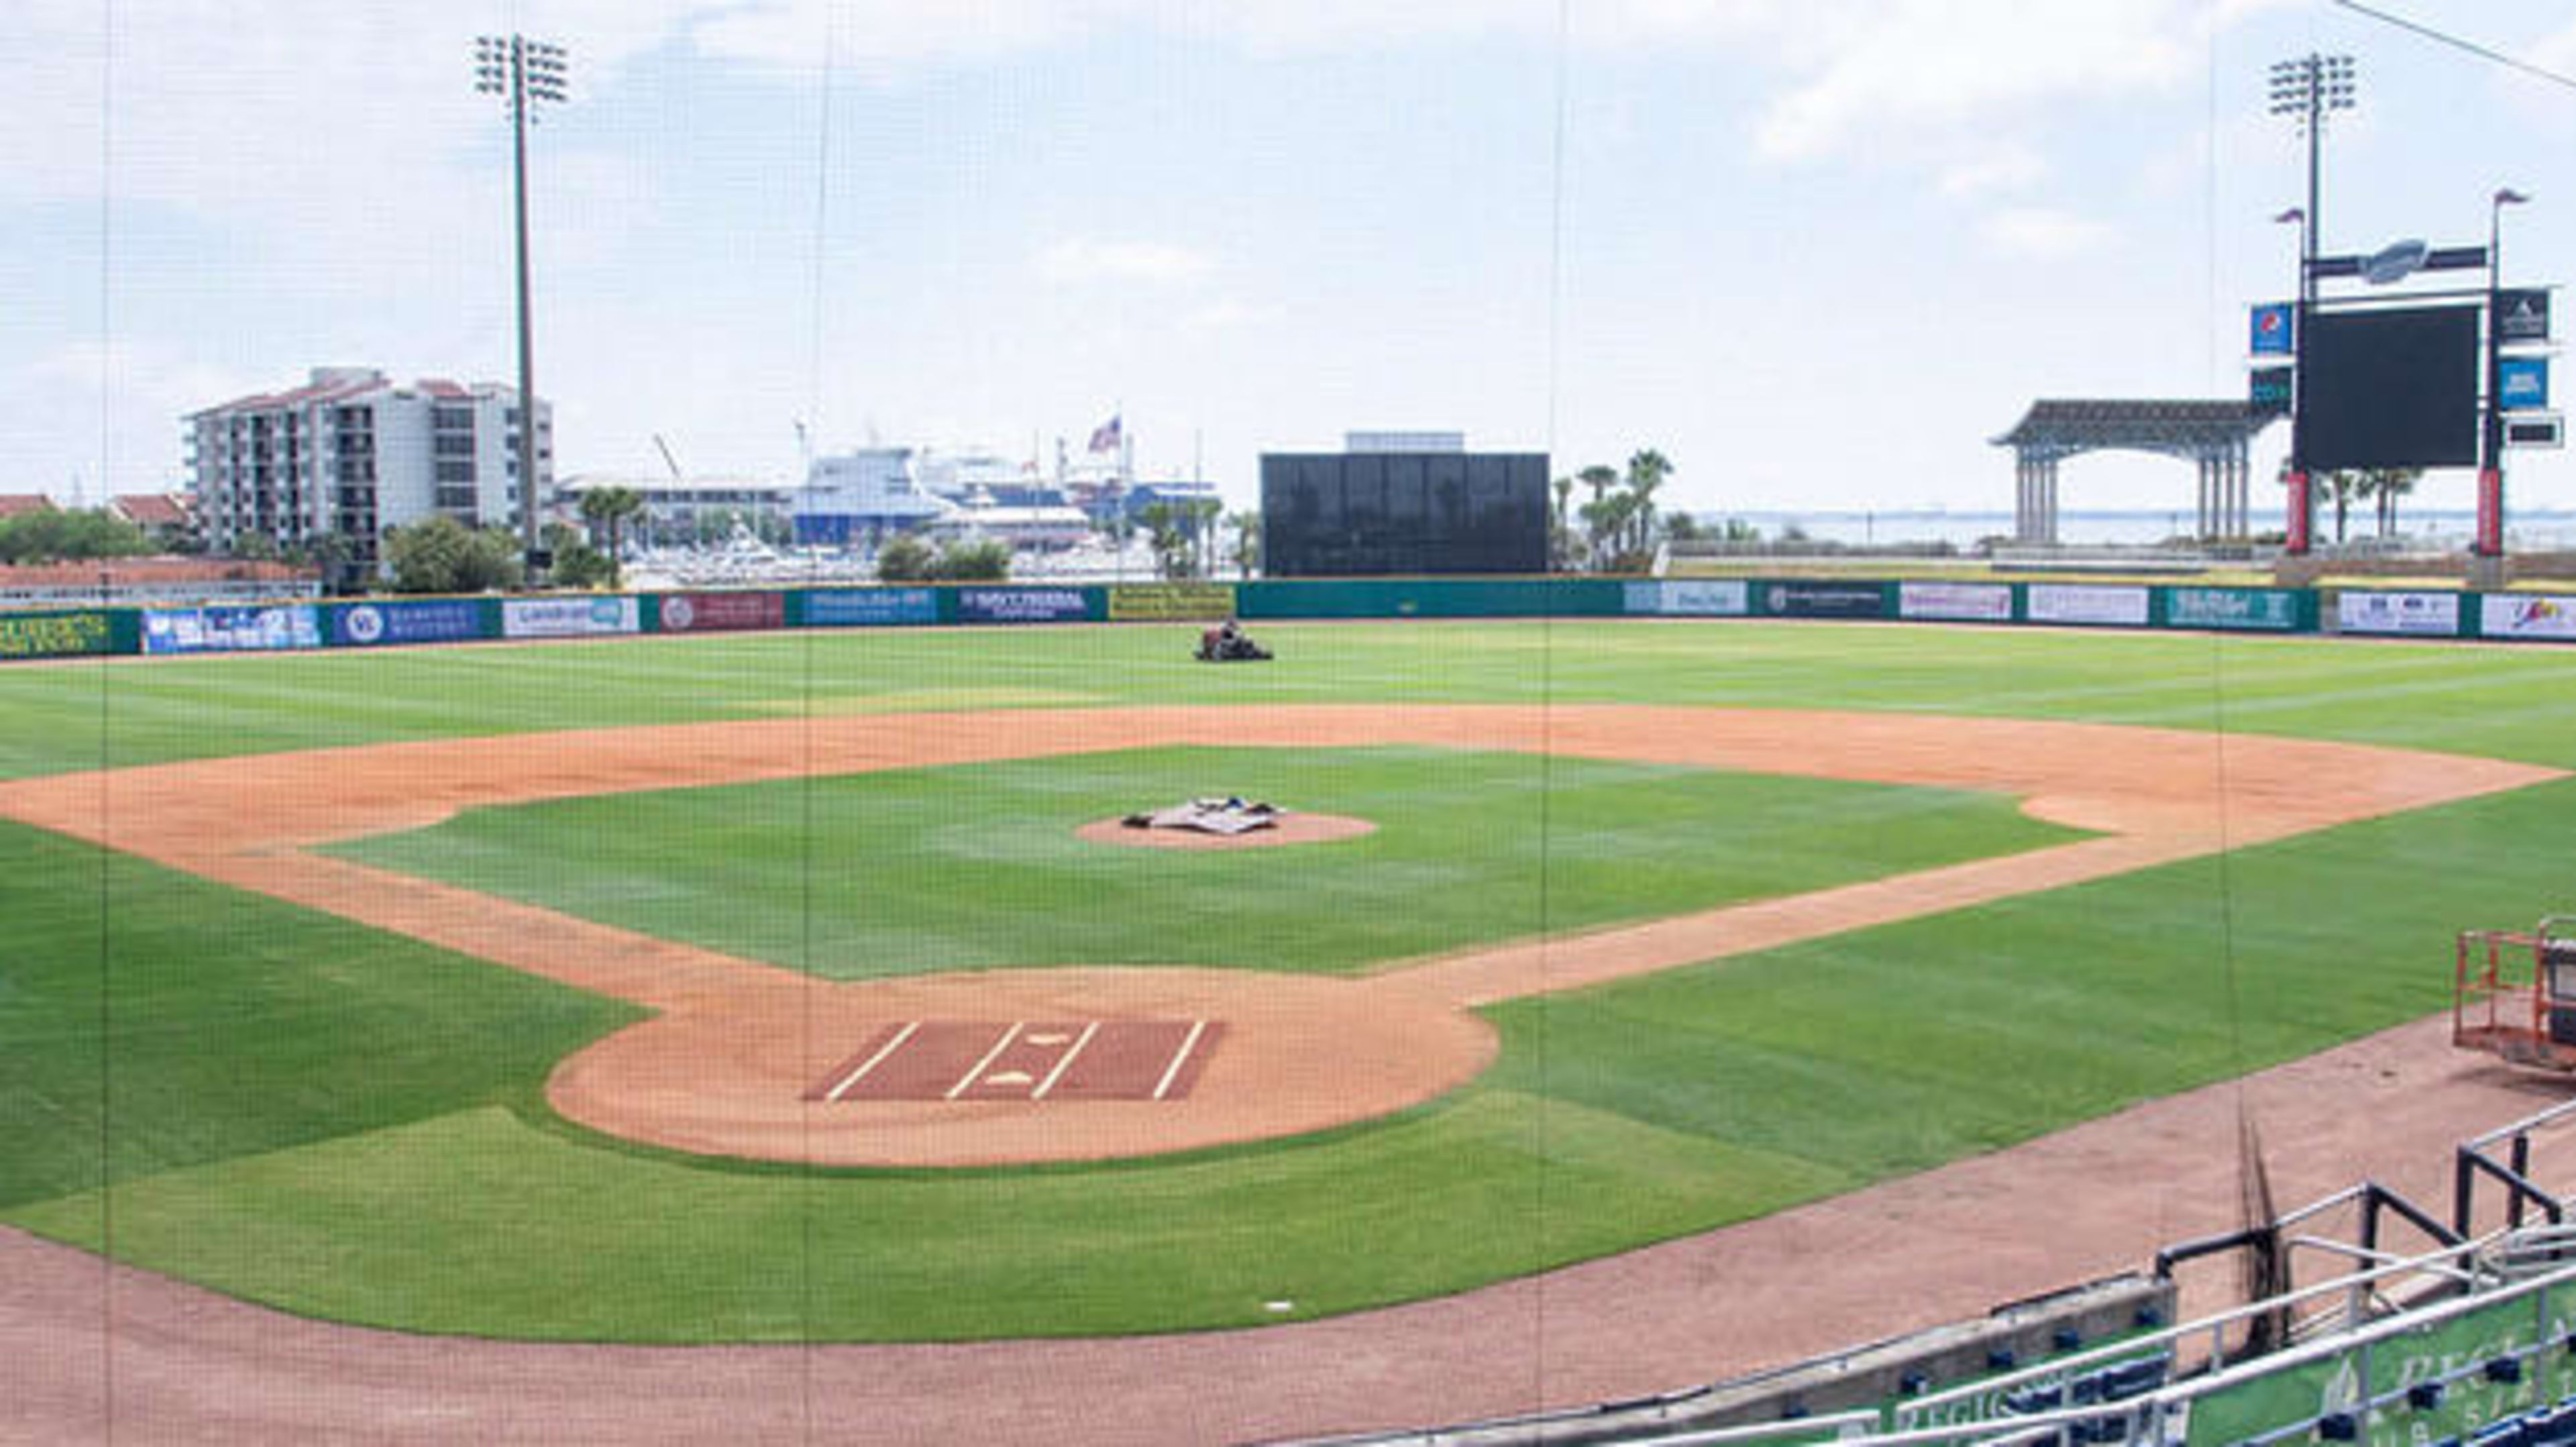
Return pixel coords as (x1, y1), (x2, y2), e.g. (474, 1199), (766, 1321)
(2304, 305), (2481, 471)
(1260, 451), (1548, 577)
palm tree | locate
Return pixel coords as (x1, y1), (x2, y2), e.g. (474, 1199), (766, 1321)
(2320, 470), (2360, 545)
(1225, 510), (1261, 579)
(2367, 467), (2420, 538)
(1578, 464), (1619, 514)
(578, 486), (646, 589)
(1624, 449), (1674, 557)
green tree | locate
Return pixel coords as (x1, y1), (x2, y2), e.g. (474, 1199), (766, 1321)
(1623, 448), (1674, 558)
(2321, 470), (2361, 545)
(1137, 501), (1196, 580)
(1225, 510), (1261, 579)
(927, 539), (1011, 581)
(2365, 467), (2420, 538)
(543, 522), (613, 590)
(0, 508), (152, 564)
(386, 517), (524, 594)
(578, 486), (646, 590)
(875, 534), (933, 582)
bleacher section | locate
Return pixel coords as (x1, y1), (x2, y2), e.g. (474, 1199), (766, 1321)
(1280, 1098), (2576, 1447)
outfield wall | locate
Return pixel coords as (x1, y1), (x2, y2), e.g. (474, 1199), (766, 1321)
(9, 578), (2571, 659)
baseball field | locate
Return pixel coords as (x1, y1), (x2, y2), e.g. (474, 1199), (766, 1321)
(4, 617), (2575, 1352)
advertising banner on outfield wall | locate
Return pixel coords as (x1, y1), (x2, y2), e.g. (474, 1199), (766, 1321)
(1760, 580), (1890, 620)
(142, 604), (322, 655)
(328, 599), (486, 647)
(1108, 583), (1237, 621)
(2024, 584), (2150, 628)
(502, 596), (641, 639)
(0, 609), (117, 659)
(957, 587), (1096, 625)
(2337, 590), (2461, 637)
(2479, 593), (2576, 641)
(2163, 587), (2304, 633)
(1898, 581), (2014, 623)
(1623, 580), (1752, 617)
(802, 588), (937, 627)
(657, 591), (787, 634)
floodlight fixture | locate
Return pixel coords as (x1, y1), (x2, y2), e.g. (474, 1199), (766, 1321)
(469, 34), (572, 569)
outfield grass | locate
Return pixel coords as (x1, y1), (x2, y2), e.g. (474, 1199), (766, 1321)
(7, 619), (2576, 781)
(5, 619), (2575, 1340)
(329, 745), (2075, 979)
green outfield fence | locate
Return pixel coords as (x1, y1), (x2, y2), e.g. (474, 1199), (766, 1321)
(7, 575), (2571, 660)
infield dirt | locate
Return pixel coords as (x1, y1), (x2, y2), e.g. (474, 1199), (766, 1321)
(0, 704), (2553, 1167)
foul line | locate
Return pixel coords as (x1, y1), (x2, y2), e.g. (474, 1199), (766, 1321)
(822, 1020), (921, 1103)
(1030, 1021), (1103, 1102)
(945, 1022), (1026, 1101)
(1151, 1020), (1210, 1102)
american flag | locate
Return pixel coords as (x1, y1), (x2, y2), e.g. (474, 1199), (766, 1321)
(1087, 414), (1122, 453)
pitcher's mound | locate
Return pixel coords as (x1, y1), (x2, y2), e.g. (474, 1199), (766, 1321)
(1077, 812), (1377, 849)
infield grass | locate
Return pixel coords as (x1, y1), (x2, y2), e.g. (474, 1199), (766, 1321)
(327, 746), (2076, 979)
(5, 619), (2576, 1340)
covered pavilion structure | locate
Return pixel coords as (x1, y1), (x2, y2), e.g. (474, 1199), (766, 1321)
(1992, 400), (2277, 545)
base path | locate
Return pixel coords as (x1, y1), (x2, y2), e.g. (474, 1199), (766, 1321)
(0, 704), (2553, 1167)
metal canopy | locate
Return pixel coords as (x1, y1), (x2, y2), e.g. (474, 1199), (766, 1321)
(1992, 399), (2279, 543)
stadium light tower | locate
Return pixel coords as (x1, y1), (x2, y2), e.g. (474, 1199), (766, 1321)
(2480, 187), (2532, 558)
(2268, 54), (2355, 555)
(474, 34), (569, 573)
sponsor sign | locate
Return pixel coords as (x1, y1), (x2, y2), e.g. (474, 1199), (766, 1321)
(1898, 581), (2013, 623)
(502, 596), (641, 639)
(2024, 584), (2149, 628)
(2481, 593), (2576, 641)
(2249, 365), (2294, 415)
(0, 609), (113, 660)
(2337, 590), (2459, 637)
(1107, 583), (1237, 622)
(956, 587), (1094, 625)
(1761, 580), (1888, 621)
(2498, 288), (2552, 345)
(2501, 356), (2551, 412)
(2249, 302), (2295, 356)
(2361, 237), (2429, 286)
(802, 588), (937, 628)
(656, 591), (786, 634)
(2507, 413), (2565, 449)
(141, 604), (321, 655)
(1623, 580), (1750, 617)
(2164, 587), (2302, 633)
(329, 599), (484, 647)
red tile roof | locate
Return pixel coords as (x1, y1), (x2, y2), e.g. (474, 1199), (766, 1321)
(0, 557), (315, 588)
(110, 494), (191, 527)
(0, 494), (58, 520)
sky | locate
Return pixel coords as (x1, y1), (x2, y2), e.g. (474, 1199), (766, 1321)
(8, 0), (2575, 528)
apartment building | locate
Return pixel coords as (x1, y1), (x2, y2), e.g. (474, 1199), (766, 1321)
(185, 367), (551, 581)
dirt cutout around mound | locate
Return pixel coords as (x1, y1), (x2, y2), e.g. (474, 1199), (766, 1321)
(1073, 810), (1379, 849)
(0, 704), (2555, 1169)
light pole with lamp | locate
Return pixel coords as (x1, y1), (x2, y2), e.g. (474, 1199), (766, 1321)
(473, 35), (569, 579)
(2479, 187), (2531, 562)
(2268, 53), (2355, 555)
(2273, 205), (2311, 551)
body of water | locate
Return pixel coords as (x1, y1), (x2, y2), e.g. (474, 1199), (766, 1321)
(1705, 509), (2576, 551)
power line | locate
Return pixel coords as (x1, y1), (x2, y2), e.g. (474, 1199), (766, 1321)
(2329, 0), (2576, 93)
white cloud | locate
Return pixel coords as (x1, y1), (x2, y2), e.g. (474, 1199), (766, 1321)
(1981, 207), (2111, 259)
(1752, 2), (2205, 162)
(1939, 144), (2047, 199)
(1038, 236), (1218, 285)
